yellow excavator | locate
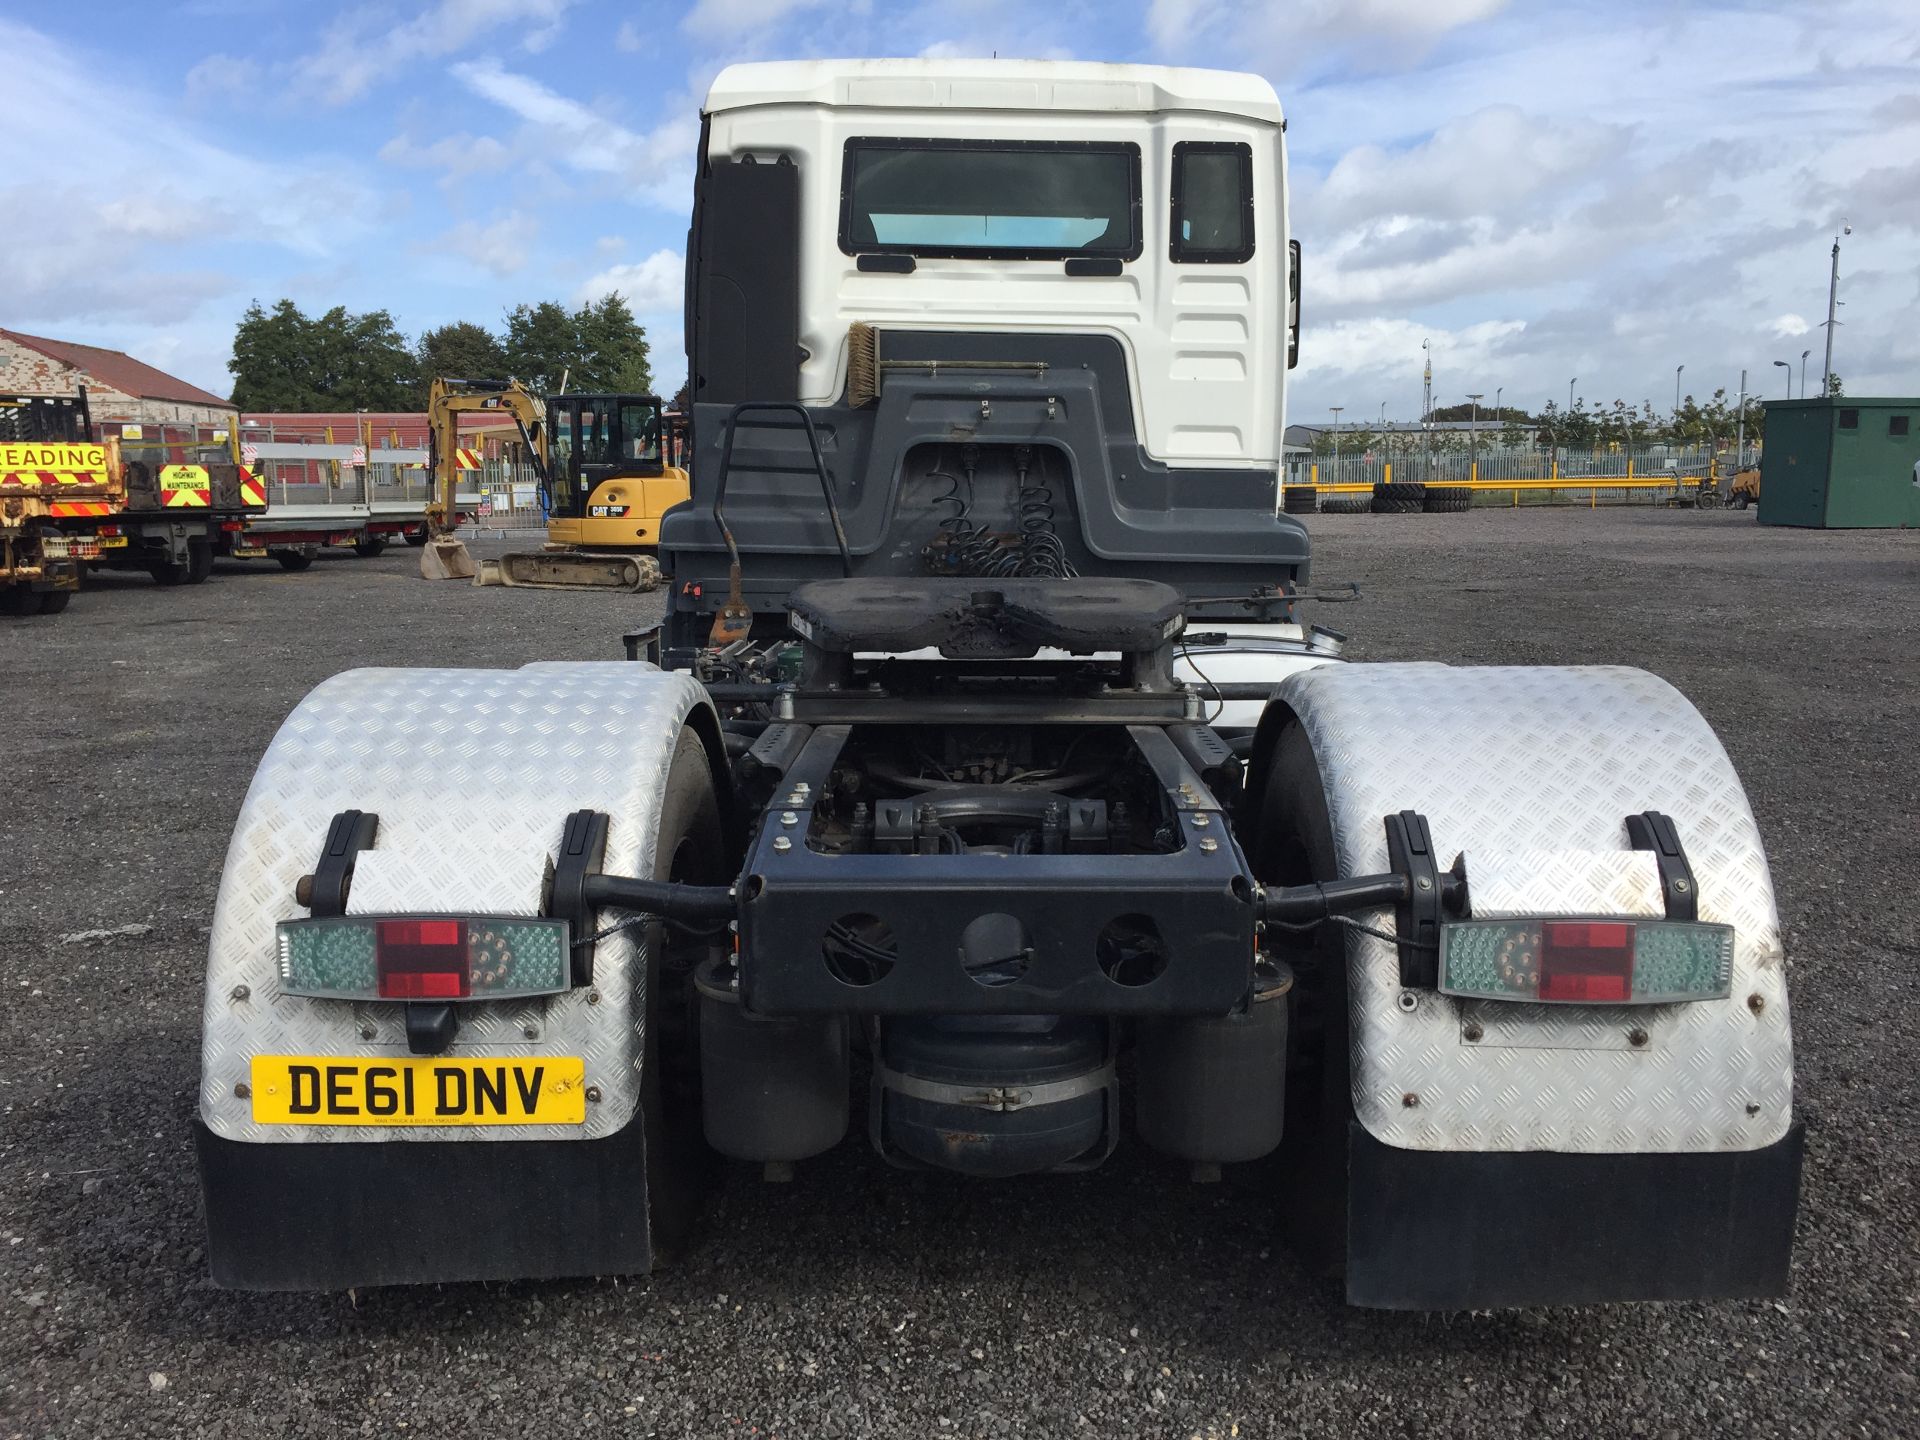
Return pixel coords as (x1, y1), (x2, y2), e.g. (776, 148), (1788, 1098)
(420, 377), (687, 590)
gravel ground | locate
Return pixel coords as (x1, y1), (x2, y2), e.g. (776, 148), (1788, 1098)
(2, 511), (1915, 1439)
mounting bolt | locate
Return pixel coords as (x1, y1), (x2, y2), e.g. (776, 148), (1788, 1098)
(1628, 1027), (1649, 1048)
(1416, 876), (1433, 893)
(1397, 990), (1419, 1013)
(586, 990), (602, 1006)
(773, 836), (793, 853)
(1198, 837), (1219, 854)
(294, 875), (315, 908)
(780, 811), (799, 827)
(1191, 814), (1210, 828)
(1673, 877), (1691, 893)
(786, 793), (805, 807)
(522, 1024), (539, 1040)
(233, 1081), (251, 1099)
(1462, 1021), (1484, 1042)
(359, 1023), (377, 1041)
(1401, 1092), (1420, 1108)
(228, 984), (250, 1003)
(1747, 993), (1766, 1015)
(585, 1085), (603, 1104)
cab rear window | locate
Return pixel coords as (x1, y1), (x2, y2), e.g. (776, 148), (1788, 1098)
(1171, 141), (1254, 263)
(840, 138), (1142, 260)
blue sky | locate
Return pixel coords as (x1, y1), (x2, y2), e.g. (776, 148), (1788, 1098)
(3, 0), (1916, 420)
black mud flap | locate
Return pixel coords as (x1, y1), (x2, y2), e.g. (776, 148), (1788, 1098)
(194, 1115), (654, 1291)
(1345, 1122), (1804, 1310)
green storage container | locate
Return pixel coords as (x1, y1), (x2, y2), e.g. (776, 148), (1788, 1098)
(1758, 397), (1920, 528)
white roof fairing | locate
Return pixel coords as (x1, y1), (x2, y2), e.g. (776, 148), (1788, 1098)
(704, 59), (1284, 127)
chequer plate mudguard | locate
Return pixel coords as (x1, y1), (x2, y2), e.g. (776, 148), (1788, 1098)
(1274, 663), (1800, 1307)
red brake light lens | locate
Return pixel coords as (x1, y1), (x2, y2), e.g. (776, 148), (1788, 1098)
(375, 919), (470, 998)
(1438, 918), (1734, 1005)
(1537, 921), (1634, 1002)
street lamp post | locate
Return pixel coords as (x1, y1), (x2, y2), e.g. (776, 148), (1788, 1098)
(1466, 393), (1483, 463)
(1800, 349), (1810, 399)
(1821, 222), (1850, 393)
(1773, 359), (1790, 398)
(1569, 378), (1576, 413)
(1494, 385), (1503, 430)
(1674, 364), (1684, 418)
(1329, 405), (1343, 484)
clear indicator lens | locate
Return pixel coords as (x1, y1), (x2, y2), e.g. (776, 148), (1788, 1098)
(1439, 918), (1734, 1005)
(276, 916), (569, 1001)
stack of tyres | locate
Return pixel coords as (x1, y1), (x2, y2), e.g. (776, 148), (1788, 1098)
(1371, 482), (1425, 514)
(1423, 485), (1471, 513)
(1282, 484), (1319, 514)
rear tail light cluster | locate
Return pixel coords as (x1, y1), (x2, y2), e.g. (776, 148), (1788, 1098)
(1439, 918), (1734, 1005)
(276, 916), (569, 1001)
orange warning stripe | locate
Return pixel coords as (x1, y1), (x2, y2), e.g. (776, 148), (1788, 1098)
(238, 466), (267, 507)
(162, 486), (212, 507)
(49, 500), (114, 517)
(455, 448), (481, 471)
(1, 469), (108, 488)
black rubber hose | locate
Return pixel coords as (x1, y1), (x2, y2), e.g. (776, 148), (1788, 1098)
(580, 874), (737, 922)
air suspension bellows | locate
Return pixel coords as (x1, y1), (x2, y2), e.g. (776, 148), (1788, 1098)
(697, 957), (849, 1164)
(1135, 958), (1293, 1168)
(872, 1015), (1115, 1178)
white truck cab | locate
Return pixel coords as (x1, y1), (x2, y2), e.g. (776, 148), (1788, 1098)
(698, 59), (1295, 471)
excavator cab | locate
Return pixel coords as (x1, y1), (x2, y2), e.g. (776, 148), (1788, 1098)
(543, 393), (688, 553)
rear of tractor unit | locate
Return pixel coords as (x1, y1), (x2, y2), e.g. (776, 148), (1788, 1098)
(0, 389), (121, 615)
(195, 60), (1800, 1308)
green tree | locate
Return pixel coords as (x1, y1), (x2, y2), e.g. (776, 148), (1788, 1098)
(503, 295), (653, 396)
(502, 300), (582, 394)
(229, 299), (420, 410)
(1825, 372), (1845, 396)
(418, 321), (509, 385)
(576, 293), (652, 393)
(229, 299), (318, 410)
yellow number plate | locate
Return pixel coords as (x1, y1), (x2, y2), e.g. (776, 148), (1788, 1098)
(249, 1055), (585, 1126)
(98, 535), (128, 549)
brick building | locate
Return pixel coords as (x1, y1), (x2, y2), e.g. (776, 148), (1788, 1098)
(0, 328), (236, 427)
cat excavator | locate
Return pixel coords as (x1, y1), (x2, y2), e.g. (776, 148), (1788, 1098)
(419, 377), (682, 590)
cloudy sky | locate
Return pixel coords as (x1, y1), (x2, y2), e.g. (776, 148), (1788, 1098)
(3, 0), (1915, 420)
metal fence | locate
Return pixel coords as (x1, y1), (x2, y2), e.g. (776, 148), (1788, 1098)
(1284, 443), (1751, 503)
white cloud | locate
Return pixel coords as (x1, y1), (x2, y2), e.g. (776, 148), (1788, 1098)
(577, 249), (684, 312)
(616, 19), (647, 52)
(1145, 0), (1507, 66)
(0, 16), (370, 360)
(1298, 316), (1527, 384)
(450, 59), (700, 199)
(1771, 314), (1811, 338)
(681, 0), (840, 42)
(183, 52), (256, 102)
(378, 131), (514, 180)
(438, 212), (539, 277)
(298, 0), (581, 104)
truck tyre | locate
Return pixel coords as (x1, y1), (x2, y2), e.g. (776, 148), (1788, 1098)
(1422, 487), (1470, 513)
(1247, 722), (1353, 1282)
(273, 549), (314, 572)
(149, 554), (191, 586)
(186, 539), (214, 584)
(353, 537), (388, 558)
(1282, 486), (1319, 514)
(4, 585), (39, 617)
(1321, 494), (1370, 515)
(1371, 482), (1425, 514)
(403, 527), (429, 547)
(38, 589), (73, 614)
(638, 727), (728, 1259)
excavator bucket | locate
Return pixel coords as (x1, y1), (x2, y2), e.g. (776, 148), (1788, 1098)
(420, 535), (477, 581)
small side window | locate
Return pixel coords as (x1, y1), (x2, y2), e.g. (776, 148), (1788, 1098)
(1890, 415), (1910, 437)
(1838, 408), (1859, 429)
(1171, 141), (1254, 263)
